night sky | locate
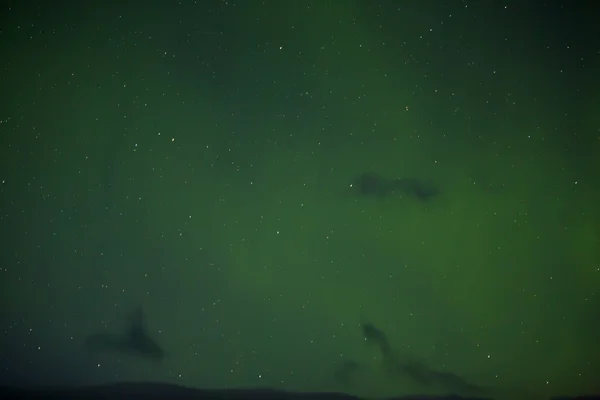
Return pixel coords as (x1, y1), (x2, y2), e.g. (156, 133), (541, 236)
(1, 1), (599, 398)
